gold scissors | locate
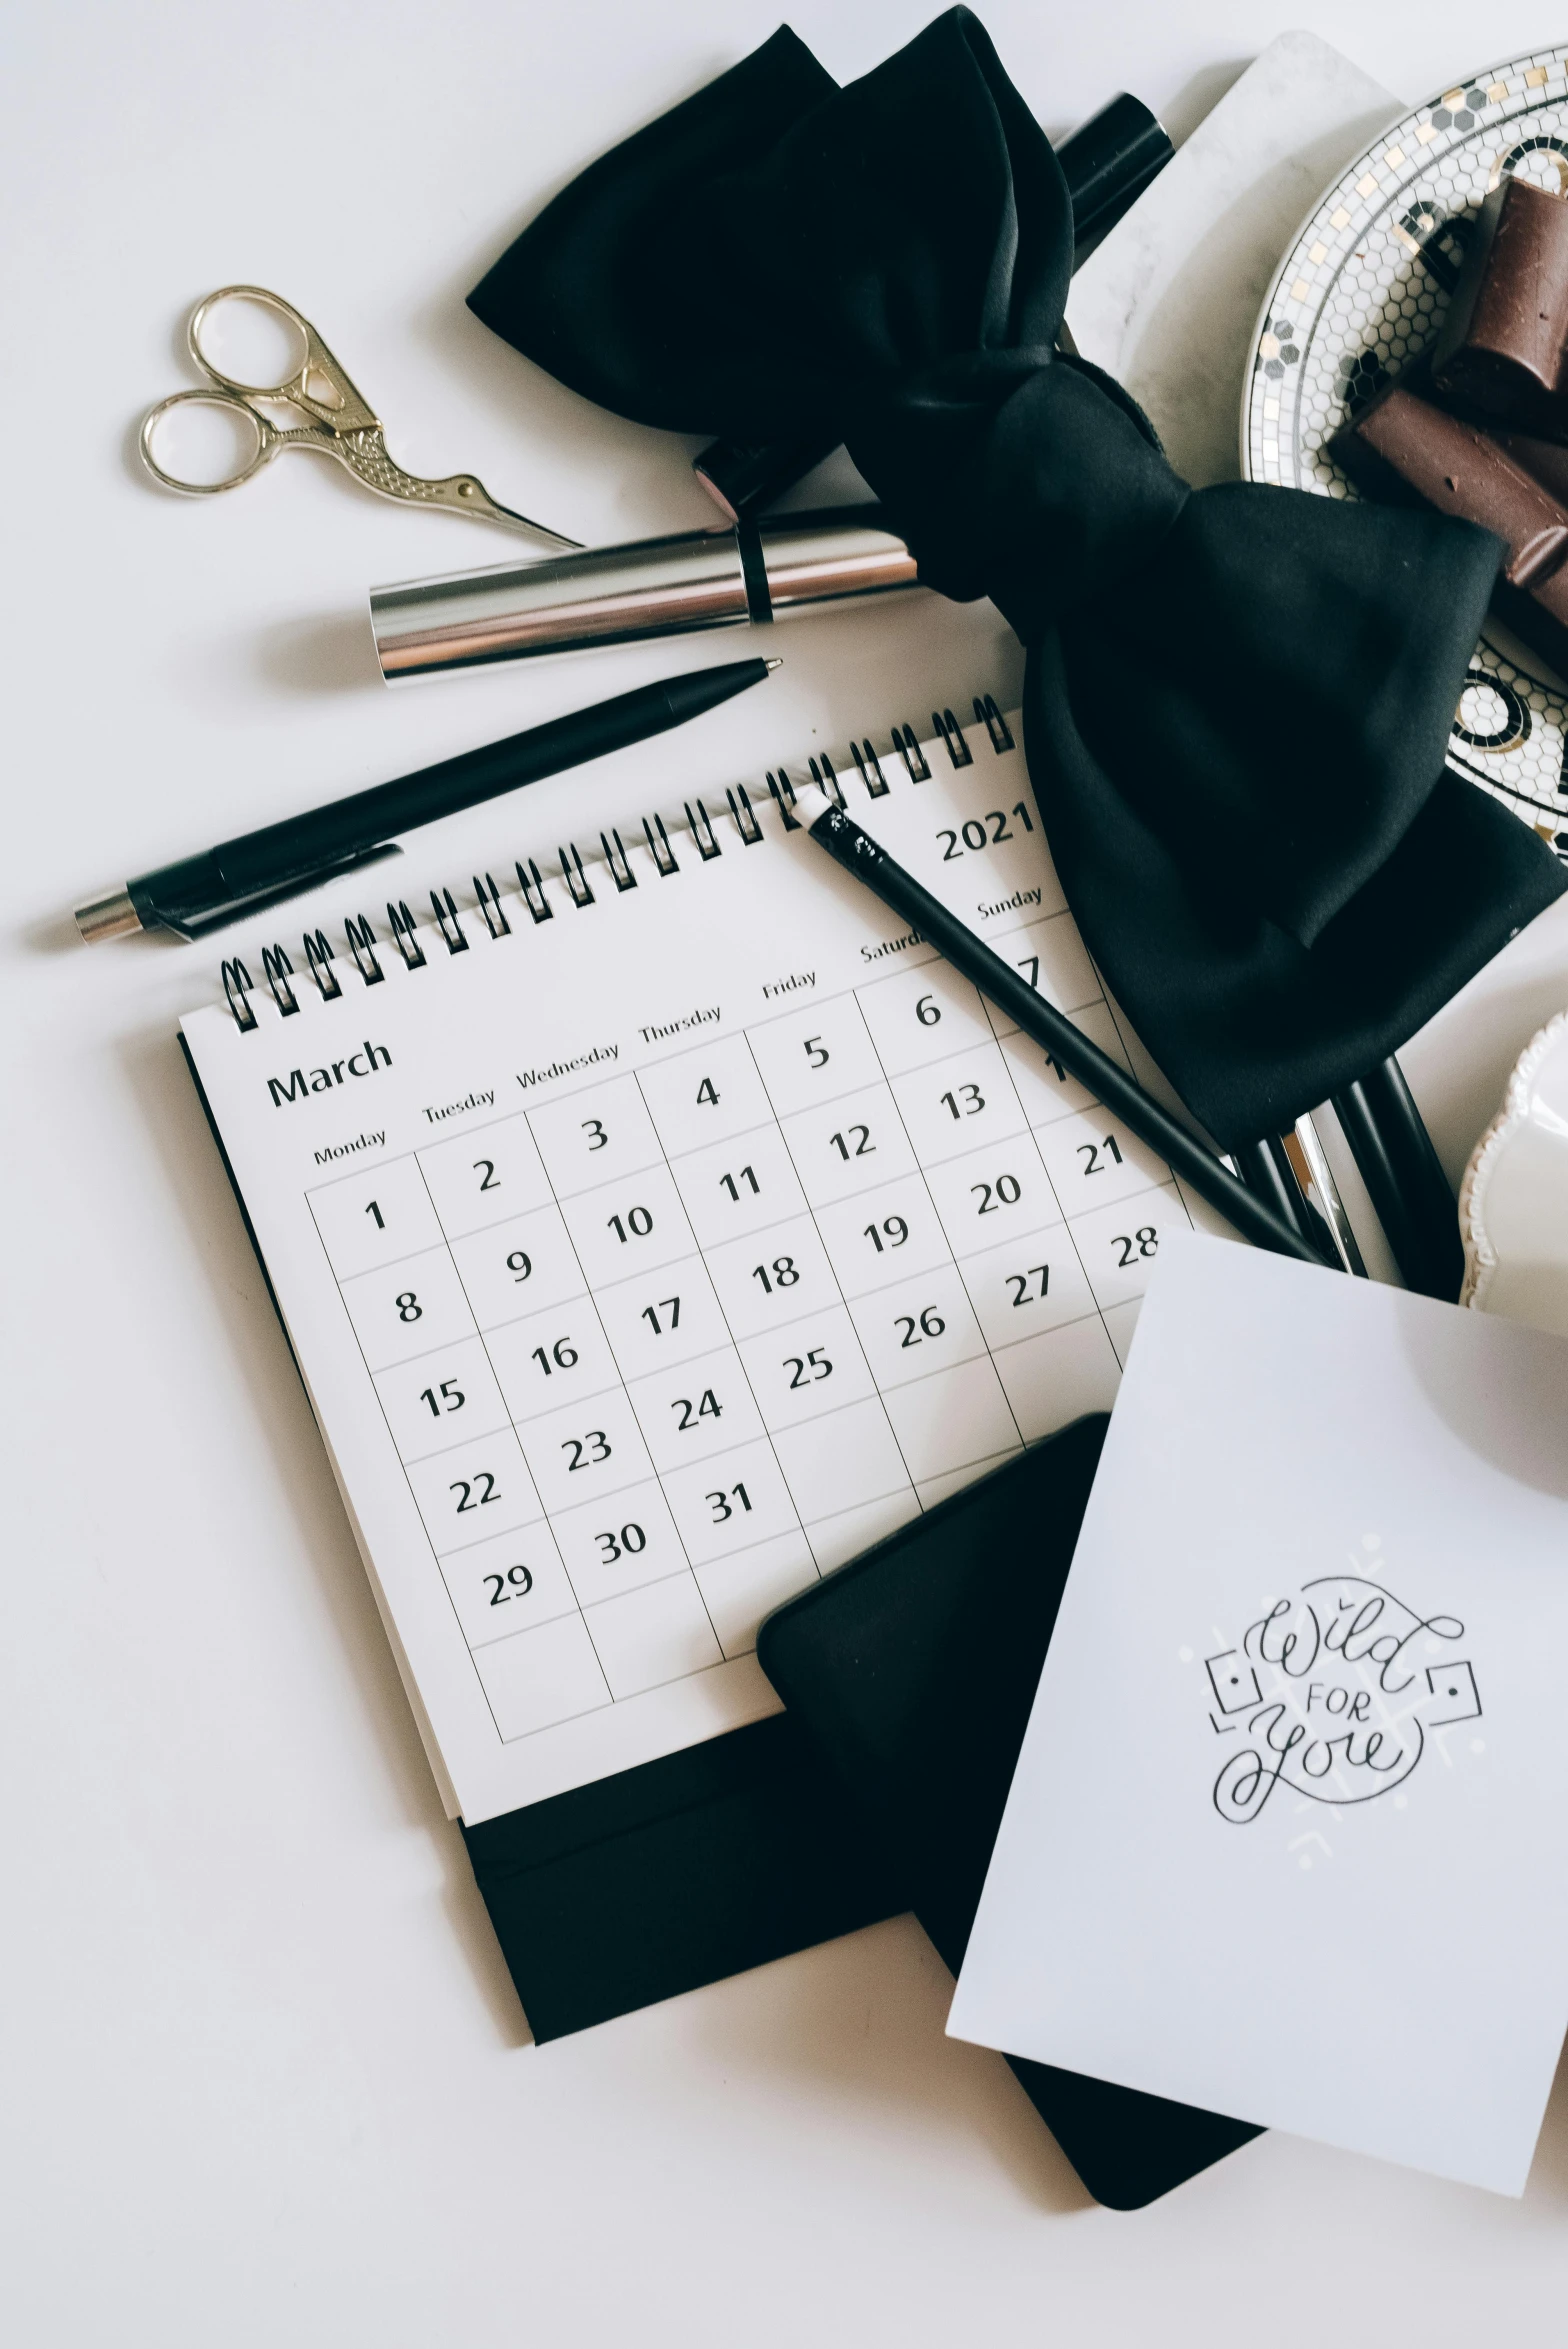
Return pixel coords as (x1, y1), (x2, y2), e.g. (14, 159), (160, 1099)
(139, 285), (579, 547)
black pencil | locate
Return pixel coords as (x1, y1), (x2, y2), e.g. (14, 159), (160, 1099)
(1330, 1059), (1464, 1300)
(791, 779), (1329, 1267)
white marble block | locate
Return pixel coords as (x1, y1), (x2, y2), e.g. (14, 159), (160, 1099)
(1066, 31), (1398, 487)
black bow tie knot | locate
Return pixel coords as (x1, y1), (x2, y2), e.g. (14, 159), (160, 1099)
(470, 8), (1564, 1144)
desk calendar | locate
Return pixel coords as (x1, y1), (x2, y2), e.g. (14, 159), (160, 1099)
(181, 706), (1197, 1825)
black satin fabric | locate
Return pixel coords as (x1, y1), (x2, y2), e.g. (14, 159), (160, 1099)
(470, 11), (1566, 1146)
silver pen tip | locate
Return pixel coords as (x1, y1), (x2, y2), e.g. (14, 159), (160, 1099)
(74, 888), (143, 944)
(764, 657), (783, 671)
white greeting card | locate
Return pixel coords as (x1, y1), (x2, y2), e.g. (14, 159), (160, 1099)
(948, 1233), (1568, 2195)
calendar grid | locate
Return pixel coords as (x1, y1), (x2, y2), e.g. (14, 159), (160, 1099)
(303, 915), (1187, 1749)
(300, 1197), (532, 1749)
(413, 1137), (726, 1680)
(842, 993), (1030, 1457)
(970, 988), (1112, 1353)
(732, 1030), (927, 1533)
(508, 1123), (736, 1657)
(625, 1062), (831, 1573)
(843, 961), (1165, 1454)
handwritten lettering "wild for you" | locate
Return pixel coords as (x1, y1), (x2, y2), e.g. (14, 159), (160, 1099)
(1202, 1571), (1481, 1824)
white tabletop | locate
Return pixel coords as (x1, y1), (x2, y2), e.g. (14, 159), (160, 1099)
(8, 3), (1568, 2340)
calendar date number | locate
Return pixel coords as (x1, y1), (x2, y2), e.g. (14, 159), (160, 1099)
(450, 1471), (500, 1513)
(484, 1564), (534, 1606)
(1077, 1134), (1123, 1177)
(972, 1173), (1022, 1214)
(895, 1307), (945, 1347)
(829, 1124), (874, 1161)
(1112, 1225), (1159, 1268)
(751, 1255), (800, 1293)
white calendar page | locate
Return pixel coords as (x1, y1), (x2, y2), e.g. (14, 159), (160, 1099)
(181, 713), (1195, 1824)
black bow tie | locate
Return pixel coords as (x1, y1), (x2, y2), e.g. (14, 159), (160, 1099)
(468, 9), (1564, 1148)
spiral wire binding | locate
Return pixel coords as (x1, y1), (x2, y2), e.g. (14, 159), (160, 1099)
(933, 708), (973, 767)
(303, 929), (341, 1000)
(559, 845), (595, 907)
(430, 886), (469, 953)
(344, 915), (384, 983)
(892, 724), (931, 782)
(516, 859), (553, 923)
(809, 754), (844, 808)
(601, 830), (637, 892)
(387, 900), (426, 970)
(686, 800), (722, 861)
(851, 739), (889, 797)
(975, 694), (1014, 752)
(222, 958), (257, 1031)
(766, 768), (800, 830)
(725, 785), (763, 844)
(475, 874), (511, 938)
(261, 944), (299, 1016)
(643, 814), (679, 876)
(218, 696), (1021, 1030)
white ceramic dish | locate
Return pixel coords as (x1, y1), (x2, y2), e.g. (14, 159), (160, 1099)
(1459, 1009), (1568, 1338)
(1239, 44), (1568, 864)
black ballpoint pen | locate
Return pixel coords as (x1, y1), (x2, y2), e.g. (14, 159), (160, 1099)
(74, 657), (780, 942)
(790, 778), (1328, 1267)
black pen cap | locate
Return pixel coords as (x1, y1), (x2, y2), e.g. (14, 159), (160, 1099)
(691, 91), (1172, 518)
(692, 432), (843, 524)
(1059, 92), (1173, 261)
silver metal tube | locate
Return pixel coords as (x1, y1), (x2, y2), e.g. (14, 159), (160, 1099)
(368, 508), (920, 682)
(74, 888), (143, 943)
(760, 512), (920, 612)
(1290, 1112), (1368, 1276)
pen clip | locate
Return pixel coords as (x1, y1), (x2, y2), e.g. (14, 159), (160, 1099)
(170, 843), (404, 939)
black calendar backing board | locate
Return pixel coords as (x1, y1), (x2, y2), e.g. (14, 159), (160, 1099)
(462, 1712), (902, 2041)
(756, 1415), (1264, 2208)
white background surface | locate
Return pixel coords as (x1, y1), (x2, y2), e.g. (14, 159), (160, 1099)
(7, 3), (1568, 2341)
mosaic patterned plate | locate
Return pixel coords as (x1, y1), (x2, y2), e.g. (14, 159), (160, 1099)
(1242, 46), (1568, 861)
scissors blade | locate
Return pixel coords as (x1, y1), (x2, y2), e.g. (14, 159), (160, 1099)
(335, 430), (580, 546)
(459, 488), (582, 549)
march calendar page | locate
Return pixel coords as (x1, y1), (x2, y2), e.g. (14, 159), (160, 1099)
(182, 719), (1195, 1823)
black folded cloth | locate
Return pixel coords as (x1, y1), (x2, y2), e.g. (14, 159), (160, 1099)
(756, 1419), (1262, 2208)
(469, 9), (1564, 1147)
